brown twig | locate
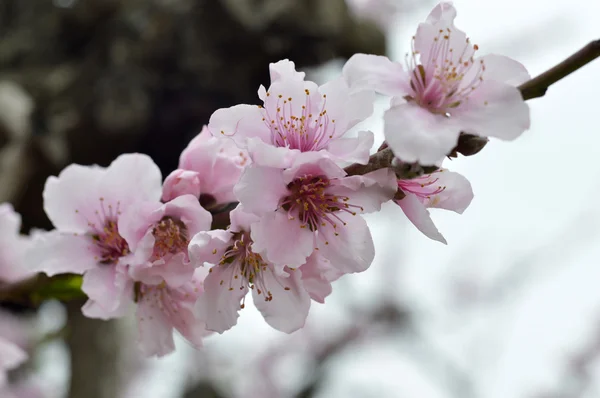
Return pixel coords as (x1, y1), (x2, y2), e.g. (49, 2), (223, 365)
(518, 39), (600, 100)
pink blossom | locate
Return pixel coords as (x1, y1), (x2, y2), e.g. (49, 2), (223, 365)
(208, 60), (376, 168)
(0, 204), (33, 284)
(134, 269), (209, 357)
(119, 194), (212, 286)
(163, 126), (249, 206)
(111, 194), (212, 356)
(343, 2), (531, 164)
(396, 168), (473, 243)
(234, 155), (397, 271)
(189, 205), (316, 333)
(28, 154), (163, 319)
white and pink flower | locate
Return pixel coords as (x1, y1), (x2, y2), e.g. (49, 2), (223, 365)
(208, 60), (376, 168)
(396, 168), (473, 243)
(234, 155), (397, 271)
(28, 154), (163, 319)
(190, 206), (316, 333)
(134, 269), (209, 357)
(162, 126), (249, 207)
(343, 2), (531, 164)
(117, 194), (212, 356)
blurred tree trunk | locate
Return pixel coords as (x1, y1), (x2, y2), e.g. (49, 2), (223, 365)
(66, 301), (121, 398)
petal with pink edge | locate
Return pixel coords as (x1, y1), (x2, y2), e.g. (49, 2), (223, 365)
(27, 231), (97, 276)
(325, 130), (374, 165)
(100, 154), (163, 205)
(479, 54), (531, 86)
(81, 296), (131, 320)
(316, 213), (374, 273)
(43, 164), (103, 233)
(419, 26), (472, 69)
(136, 296), (175, 357)
(188, 230), (232, 267)
(161, 194), (212, 237)
(253, 267), (310, 333)
(251, 211), (315, 268)
(397, 193), (447, 244)
(384, 102), (460, 165)
(117, 201), (161, 254)
(426, 170), (474, 214)
(81, 266), (132, 318)
(234, 165), (287, 215)
(162, 169), (201, 202)
(208, 104), (269, 147)
(195, 264), (248, 333)
(245, 137), (299, 168)
(269, 59), (306, 82)
(318, 77), (375, 132)
(455, 80), (530, 141)
(343, 54), (410, 97)
(328, 168), (397, 214)
(229, 205), (260, 232)
(425, 2), (457, 25)
(300, 253), (342, 303)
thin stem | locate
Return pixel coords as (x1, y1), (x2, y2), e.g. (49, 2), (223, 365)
(519, 39), (600, 100)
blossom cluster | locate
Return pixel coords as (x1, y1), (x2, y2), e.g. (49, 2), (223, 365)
(0, 2), (530, 361)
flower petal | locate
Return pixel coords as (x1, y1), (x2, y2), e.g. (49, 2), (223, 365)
(43, 164), (103, 233)
(343, 54), (410, 96)
(397, 193), (447, 244)
(208, 104), (268, 147)
(325, 130), (374, 165)
(27, 231), (97, 276)
(81, 265), (132, 319)
(425, 2), (457, 25)
(162, 169), (201, 202)
(100, 153), (163, 206)
(300, 253), (342, 303)
(269, 59), (306, 82)
(136, 295), (175, 357)
(384, 101), (460, 165)
(456, 80), (530, 141)
(195, 264), (248, 333)
(251, 211), (315, 268)
(328, 168), (397, 214)
(480, 54), (531, 86)
(234, 165), (287, 215)
(245, 137), (299, 168)
(253, 267), (310, 333)
(426, 170), (473, 214)
(229, 205), (260, 232)
(318, 77), (375, 132)
(188, 230), (232, 267)
(161, 194), (212, 237)
(316, 213), (374, 273)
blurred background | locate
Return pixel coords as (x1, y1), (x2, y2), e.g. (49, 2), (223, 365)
(1, 0), (600, 397)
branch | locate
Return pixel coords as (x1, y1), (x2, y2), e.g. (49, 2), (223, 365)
(1, 38), (599, 308)
(518, 39), (600, 100)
